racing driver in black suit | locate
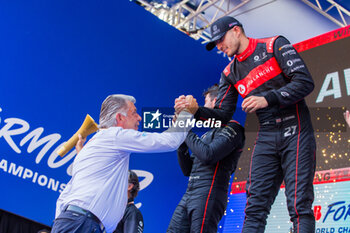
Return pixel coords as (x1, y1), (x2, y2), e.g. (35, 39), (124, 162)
(176, 16), (316, 233)
(167, 84), (245, 233)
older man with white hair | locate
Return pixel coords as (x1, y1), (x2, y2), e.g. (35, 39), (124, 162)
(51, 94), (197, 233)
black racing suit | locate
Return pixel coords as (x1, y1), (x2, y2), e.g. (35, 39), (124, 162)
(194, 36), (316, 233)
(167, 121), (245, 233)
(114, 202), (144, 233)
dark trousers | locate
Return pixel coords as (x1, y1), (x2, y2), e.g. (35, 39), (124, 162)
(167, 188), (227, 233)
(242, 115), (316, 233)
(51, 208), (104, 233)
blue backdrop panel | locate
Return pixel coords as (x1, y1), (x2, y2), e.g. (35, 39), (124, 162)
(0, 1), (228, 232)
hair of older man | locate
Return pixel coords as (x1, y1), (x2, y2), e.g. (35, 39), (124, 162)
(99, 94), (136, 128)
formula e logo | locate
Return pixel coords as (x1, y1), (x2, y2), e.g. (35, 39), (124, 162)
(314, 201), (350, 223)
(143, 109), (162, 129)
(237, 84), (246, 95)
(287, 60), (294, 67)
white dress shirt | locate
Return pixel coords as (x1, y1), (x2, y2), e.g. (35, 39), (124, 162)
(55, 111), (192, 233)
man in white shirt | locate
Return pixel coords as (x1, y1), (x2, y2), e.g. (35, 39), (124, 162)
(51, 94), (196, 233)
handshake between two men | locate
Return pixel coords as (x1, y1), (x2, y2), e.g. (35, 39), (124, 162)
(174, 95), (199, 119)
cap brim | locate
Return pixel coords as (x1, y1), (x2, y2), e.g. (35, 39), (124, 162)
(206, 42), (216, 51)
(205, 32), (226, 51)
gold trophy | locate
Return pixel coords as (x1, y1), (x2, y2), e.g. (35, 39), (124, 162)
(57, 114), (99, 157)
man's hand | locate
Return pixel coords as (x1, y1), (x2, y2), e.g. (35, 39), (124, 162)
(174, 95), (188, 114)
(174, 95), (199, 116)
(185, 95), (198, 115)
(75, 134), (86, 154)
(242, 96), (268, 113)
(344, 110), (350, 128)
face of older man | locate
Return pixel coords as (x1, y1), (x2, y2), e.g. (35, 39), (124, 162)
(117, 101), (142, 130)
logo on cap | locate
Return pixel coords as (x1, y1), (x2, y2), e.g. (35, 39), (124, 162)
(229, 23), (236, 27)
(212, 24), (220, 35)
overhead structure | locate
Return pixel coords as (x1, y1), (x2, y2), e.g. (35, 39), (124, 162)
(132, 0), (349, 59)
(133, 0), (252, 43)
(132, 0), (350, 43)
(301, 0), (350, 27)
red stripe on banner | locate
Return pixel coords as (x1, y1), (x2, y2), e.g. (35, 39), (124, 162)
(200, 162), (219, 233)
(230, 181), (247, 194)
(230, 167), (350, 194)
(234, 57), (282, 98)
(313, 167), (350, 185)
(294, 25), (350, 53)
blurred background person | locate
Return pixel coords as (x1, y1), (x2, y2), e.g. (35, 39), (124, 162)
(114, 170), (144, 233)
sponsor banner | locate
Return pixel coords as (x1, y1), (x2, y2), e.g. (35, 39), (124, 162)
(294, 25), (350, 53)
(226, 173), (350, 233)
(230, 167), (350, 194)
(266, 179), (350, 233)
(220, 192), (246, 233)
(230, 181), (246, 194)
(313, 167), (350, 185)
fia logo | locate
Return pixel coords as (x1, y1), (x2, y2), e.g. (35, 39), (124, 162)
(143, 109), (162, 129)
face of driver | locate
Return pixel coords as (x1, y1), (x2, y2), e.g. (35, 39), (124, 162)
(215, 26), (241, 57)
